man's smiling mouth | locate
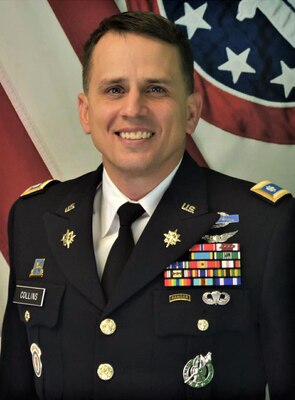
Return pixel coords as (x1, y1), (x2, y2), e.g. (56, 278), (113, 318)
(115, 131), (154, 139)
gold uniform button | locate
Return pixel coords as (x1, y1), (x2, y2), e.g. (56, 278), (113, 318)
(24, 310), (31, 322)
(100, 319), (116, 335)
(197, 319), (209, 331)
(97, 363), (114, 381)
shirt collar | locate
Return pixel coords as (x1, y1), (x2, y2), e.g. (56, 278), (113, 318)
(100, 160), (182, 238)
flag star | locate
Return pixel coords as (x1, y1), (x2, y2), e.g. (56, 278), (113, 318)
(218, 47), (256, 84)
(270, 61), (295, 98)
(175, 2), (211, 40)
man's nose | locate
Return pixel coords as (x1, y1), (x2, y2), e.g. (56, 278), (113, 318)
(120, 89), (147, 118)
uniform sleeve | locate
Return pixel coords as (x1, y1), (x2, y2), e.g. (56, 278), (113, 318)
(0, 203), (38, 399)
(260, 199), (295, 399)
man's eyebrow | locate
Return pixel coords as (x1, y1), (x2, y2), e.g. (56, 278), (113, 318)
(99, 78), (127, 86)
(98, 78), (174, 86)
(145, 78), (173, 85)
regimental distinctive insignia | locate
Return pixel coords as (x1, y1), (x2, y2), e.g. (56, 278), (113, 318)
(212, 212), (239, 229)
(202, 290), (230, 305)
(29, 258), (45, 278)
(61, 229), (76, 249)
(65, 203), (75, 213)
(183, 352), (214, 388)
(250, 180), (290, 204)
(164, 242), (241, 287)
(30, 343), (43, 378)
(163, 229), (181, 248)
(202, 230), (238, 243)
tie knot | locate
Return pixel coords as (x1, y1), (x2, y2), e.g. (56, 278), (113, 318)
(117, 202), (144, 227)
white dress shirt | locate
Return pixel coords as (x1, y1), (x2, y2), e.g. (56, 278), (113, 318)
(92, 162), (181, 279)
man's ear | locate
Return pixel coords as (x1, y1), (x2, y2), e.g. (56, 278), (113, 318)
(186, 92), (202, 135)
(78, 93), (90, 134)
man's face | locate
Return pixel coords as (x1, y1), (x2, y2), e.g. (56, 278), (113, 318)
(79, 31), (201, 186)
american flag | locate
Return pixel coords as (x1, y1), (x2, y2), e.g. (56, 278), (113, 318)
(0, 0), (294, 332)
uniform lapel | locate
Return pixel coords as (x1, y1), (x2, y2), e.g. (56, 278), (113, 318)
(44, 167), (106, 311)
(103, 154), (219, 317)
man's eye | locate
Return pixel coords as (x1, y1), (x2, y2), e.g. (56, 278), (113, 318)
(148, 86), (166, 94)
(107, 87), (124, 95)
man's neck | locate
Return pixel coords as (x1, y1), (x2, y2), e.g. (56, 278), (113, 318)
(104, 161), (182, 201)
(106, 174), (166, 201)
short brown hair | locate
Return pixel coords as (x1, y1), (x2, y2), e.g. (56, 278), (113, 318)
(82, 11), (194, 94)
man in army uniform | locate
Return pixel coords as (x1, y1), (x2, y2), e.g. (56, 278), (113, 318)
(0, 11), (294, 400)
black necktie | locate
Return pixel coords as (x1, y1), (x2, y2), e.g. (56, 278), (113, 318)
(101, 202), (144, 300)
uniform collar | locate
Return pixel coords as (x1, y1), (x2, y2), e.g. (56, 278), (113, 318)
(100, 160), (182, 238)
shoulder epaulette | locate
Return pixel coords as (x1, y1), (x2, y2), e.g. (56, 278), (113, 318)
(20, 179), (60, 198)
(250, 180), (291, 204)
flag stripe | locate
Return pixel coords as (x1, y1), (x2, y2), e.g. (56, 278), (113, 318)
(126, 0), (160, 13)
(195, 72), (295, 144)
(0, 83), (51, 263)
(0, 0), (100, 181)
(194, 118), (295, 192)
(48, 0), (120, 62)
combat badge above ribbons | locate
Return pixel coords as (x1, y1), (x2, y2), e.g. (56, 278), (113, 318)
(212, 212), (239, 229)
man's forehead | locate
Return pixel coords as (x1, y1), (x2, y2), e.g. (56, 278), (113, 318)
(93, 30), (178, 56)
(88, 31), (186, 90)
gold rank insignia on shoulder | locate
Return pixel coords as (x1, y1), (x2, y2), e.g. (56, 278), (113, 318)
(21, 179), (59, 198)
(250, 180), (291, 204)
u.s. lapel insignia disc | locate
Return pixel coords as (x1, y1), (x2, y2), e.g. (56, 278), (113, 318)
(163, 229), (181, 248)
(61, 229), (76, 249)
(183, 352), (214, 388)
(181, 203), (196, 214)
(65, 203), (75, 213)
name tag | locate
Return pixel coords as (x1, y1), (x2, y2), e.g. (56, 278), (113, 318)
(13, 285), (46, 307)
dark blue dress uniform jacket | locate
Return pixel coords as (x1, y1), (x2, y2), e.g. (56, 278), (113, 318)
(1, 153), (295, 399)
